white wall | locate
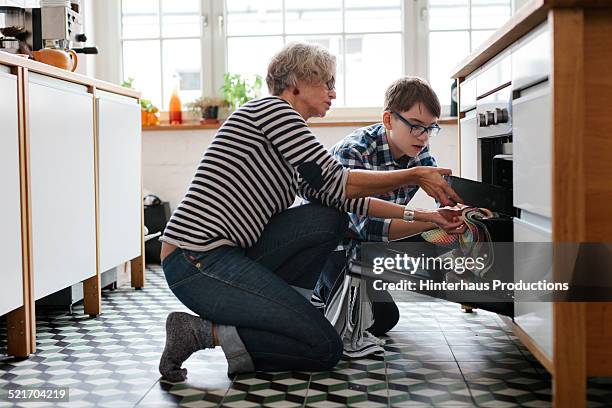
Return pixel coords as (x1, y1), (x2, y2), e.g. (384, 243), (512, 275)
(142, 124), (458, 211)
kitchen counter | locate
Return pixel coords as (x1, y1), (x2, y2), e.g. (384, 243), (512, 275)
(452, 0), (610, 78)
(0, 51), (139, 98)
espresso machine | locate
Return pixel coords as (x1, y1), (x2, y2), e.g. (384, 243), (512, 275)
(0, 0), (97, 56)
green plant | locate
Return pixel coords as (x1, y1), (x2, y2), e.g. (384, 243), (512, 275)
(140, 99), (158, 113)
(121, 77), (136, 89)
(186, 96), (228, 114)
(221, 73), (263, 111)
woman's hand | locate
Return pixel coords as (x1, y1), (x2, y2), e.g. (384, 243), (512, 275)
(412, 167), (463, 206)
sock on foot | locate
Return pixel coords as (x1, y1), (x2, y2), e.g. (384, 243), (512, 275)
(159, 311), (214, 382)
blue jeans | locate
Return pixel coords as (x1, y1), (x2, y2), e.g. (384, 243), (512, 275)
(161, 203), (348, 373)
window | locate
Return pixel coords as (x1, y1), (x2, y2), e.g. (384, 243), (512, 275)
(121, 0), (203, 109)
(118, 0), (513, 113)
(427, 0), (511, 107)
(225, 0), (403, 107)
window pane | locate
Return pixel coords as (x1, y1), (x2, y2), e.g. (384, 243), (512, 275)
(226, 0), (283, 36)
(227, 36), (284, 89)
(286, 35), (345, 107)
(162, 39), (202, 109)
(428, 31), (469, 108)
(122, 40), (162, 108)
(161, 0), (200, 38)
(285, 0), (342, 35)
(471, 29), (495, 51)
(161, 14), (201, 38)
(471, 0), (511, 29)
(162, 0), (199, 14)
(344, 0), (402, 33)
(345, 34), (402, 107)
(428, 0), (469, 30)
(121, 0), (159, 39)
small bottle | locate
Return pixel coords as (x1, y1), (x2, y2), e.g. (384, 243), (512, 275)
(169, 84), (183, 125)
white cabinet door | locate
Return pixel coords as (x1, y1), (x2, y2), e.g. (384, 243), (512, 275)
(513, 214), (553, 359)
(97, 92), (142, 272)
(460, 112), (479, 181)
(28, 74), (96, 300)
(0, 68), (24, 315)
(512, 81), (552, 217)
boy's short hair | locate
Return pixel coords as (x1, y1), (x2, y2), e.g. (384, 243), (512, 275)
(384, 77), (441, 118)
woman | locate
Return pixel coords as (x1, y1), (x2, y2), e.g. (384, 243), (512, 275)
(158, 42), (463, 381)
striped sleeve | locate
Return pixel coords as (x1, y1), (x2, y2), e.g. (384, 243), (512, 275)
(253, 98), (350, 201)
(297, 173), (370, 215)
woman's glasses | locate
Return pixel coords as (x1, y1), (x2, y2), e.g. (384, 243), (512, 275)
(392, 111), (441, 138)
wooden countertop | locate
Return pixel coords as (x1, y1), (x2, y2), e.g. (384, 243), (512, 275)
(142, 117), (459, 132)
(0, 51), (140, 99)
(451, 0), (611, 78)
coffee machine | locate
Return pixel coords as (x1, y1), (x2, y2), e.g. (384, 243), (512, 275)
(0, 0), (97, 56)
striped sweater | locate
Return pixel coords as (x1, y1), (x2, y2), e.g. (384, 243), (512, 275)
(161, 96), (370, 251)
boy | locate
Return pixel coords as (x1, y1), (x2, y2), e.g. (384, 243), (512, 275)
(313, 77), (459, 342)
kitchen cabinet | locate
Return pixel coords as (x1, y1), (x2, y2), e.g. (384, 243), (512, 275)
(512, 82), (552, 218)
(97, 91), (142, 272)
(513, 214), (553, 358)
(0, 67), (24, 317)
(459, 111), (478, 181)
(453, 2), (612, 406)
(0, 51), (143, 358)
(28, 73), (97, 300)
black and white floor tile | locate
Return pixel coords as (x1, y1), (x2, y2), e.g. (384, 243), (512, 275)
(1, 266), (611, 407)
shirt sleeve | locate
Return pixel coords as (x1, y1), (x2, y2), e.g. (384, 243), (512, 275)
(316, 142), (394, 239)
(349, 213), (393, 242)
(296, 170), (370, 215)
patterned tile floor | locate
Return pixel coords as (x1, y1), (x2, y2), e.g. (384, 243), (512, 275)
(1, 266), (611, 407)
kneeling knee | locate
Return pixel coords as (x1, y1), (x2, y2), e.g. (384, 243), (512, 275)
(316, 334), (343, 371)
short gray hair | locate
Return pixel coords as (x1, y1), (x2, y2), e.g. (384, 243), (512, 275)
(266, 42), (336, 96)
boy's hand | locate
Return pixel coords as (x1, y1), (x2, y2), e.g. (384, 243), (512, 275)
(412, 167), (463, 206)
(416, 208), (466, 234)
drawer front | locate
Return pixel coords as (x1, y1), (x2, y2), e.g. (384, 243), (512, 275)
(476, 53), (511, 98)
(460, 112), (479, 181)
(512, 23), (550, 91)
(512, 81), (552, 217)
(513, 216), (553, 359)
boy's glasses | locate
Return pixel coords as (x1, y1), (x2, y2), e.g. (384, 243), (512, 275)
(392, 111), (441, 138)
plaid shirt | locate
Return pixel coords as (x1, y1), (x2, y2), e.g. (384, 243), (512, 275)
(332, 123), (437, 251)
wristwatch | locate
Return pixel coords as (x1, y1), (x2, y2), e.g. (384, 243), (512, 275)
(403, 205), (415, 222)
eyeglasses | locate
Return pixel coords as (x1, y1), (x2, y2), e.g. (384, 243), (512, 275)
(323, 76), (336, 92)
(392, 111), (441, 138)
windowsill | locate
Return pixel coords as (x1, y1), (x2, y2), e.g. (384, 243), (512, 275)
(142, 117), (458, 132)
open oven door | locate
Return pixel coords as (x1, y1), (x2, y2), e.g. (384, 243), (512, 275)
(352, 176), (515, 317)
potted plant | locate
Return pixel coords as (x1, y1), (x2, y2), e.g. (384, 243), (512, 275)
(221, 73), (263, 112)
(187, 96), (229, 124)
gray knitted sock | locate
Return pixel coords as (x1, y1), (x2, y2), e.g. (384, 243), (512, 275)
(159, 312), (214, 382)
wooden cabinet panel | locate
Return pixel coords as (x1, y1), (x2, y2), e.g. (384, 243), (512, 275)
(0, 69), (24, 316)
